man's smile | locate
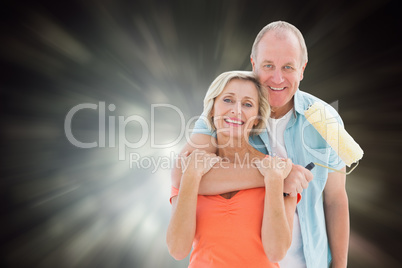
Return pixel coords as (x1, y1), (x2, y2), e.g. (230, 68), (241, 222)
(269, 86), (286, 91)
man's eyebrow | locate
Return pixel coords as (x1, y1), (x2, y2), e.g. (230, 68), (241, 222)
(261, 60), (274, 64)
(283, 61), (296, 66)
(261, 60), (297, 66)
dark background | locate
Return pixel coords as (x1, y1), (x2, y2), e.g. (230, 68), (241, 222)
(1, 0), (402, 267)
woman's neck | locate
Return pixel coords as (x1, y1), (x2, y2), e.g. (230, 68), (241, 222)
(216, 134), (253, 162)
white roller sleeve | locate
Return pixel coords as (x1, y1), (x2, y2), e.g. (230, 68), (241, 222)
(304, 102), (363, 167)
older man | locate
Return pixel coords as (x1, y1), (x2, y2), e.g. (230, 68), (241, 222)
(171, 21), (349, 268)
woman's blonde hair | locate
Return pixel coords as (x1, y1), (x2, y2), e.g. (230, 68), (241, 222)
(201, 71), (270, 136)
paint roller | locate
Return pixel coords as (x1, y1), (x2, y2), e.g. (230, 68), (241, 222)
(304, 102), (364, 175)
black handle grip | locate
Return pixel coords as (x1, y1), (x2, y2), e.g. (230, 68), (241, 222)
(283, 162), (315, 197)
(305, 162), (315, 171)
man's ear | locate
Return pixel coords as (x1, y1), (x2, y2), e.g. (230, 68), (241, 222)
(251, 57), (256, 72)
(300, 62), (307, 81)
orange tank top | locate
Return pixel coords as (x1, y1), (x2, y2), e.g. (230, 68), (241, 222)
(171, 186), (291, 267)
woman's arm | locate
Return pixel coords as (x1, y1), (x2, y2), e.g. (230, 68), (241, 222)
(258, 157), (297, 262)
(166, 172), (200, 260)
(166, 150), (219, 260)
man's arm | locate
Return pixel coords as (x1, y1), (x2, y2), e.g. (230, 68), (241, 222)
(323, 167), (349, 268)
(199, 161), (265, 195)
(171, 134), (264, 195)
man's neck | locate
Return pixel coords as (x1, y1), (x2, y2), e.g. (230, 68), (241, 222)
(270, 99), (294, 119)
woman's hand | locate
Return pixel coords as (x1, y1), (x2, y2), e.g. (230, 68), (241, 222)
(283, 164), (313, 197)
(254, 156), (292, 181)
(181, 149), (221, 181)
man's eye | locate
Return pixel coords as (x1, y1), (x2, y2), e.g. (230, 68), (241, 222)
(284, 66), (292, 70)
(265, 64), (273, 68)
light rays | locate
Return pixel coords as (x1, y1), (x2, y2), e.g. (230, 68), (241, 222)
(1, 0), (402, 267)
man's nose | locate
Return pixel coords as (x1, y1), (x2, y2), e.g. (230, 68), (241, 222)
(272, 69), (284, 84)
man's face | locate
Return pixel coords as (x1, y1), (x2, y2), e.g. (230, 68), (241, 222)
(251, 30), (306, 117)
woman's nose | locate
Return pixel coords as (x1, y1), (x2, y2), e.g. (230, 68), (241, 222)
(231, 101), (242, 114)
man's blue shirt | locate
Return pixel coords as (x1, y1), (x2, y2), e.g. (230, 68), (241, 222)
(192, 89), (346, 268)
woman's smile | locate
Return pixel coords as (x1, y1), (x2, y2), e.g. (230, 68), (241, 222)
(224, 117), (245, 126)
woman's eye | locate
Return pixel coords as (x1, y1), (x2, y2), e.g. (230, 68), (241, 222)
(223, 98), (231, 103)
(244, 103), (252, 108)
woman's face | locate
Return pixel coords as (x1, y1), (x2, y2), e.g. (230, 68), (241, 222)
(212, 79), (260, 139)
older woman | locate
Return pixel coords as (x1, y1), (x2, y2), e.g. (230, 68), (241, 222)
(166, 71), (300, 267)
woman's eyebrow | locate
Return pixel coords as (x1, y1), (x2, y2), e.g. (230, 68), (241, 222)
(243, 96), (257, 102)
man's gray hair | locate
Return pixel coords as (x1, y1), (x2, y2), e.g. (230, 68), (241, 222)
(251, 21), (308, 66)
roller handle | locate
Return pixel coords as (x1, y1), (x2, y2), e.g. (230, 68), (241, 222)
(283, 162), (315, 197)
(305, 162), (315, 171)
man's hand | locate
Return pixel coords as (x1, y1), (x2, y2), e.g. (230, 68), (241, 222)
(283, 164), (313, 197)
